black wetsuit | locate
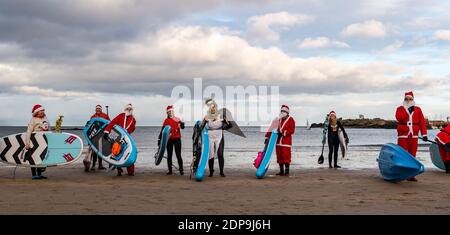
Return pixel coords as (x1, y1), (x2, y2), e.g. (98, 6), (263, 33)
(91, 152), (103, 169)
(327, 121), (348, 168)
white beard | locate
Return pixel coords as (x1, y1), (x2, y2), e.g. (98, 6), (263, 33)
(125, 111), (133, 116)
(279, 112), (288, 119)
(403, 100), (415, 109)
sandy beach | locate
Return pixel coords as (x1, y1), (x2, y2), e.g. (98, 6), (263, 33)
(1, 164), (450, 215)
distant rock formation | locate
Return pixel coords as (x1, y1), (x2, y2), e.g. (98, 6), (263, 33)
(310, 118), (436, 129)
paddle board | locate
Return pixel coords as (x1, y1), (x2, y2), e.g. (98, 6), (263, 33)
(191, 121), (202, 177)
(195, 124), (210, 182)
(155, 125), (171, 166)
(256, 129), (278, 179)
(83, 118), (137, 168)
(338, 129), (348, 158)
(377, 143), (425, 182)
(430, 143), (446, 170)
(0, 132), (83, 167)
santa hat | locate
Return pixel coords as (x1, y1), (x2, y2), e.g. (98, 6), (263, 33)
(166, 105), (174, 112)
(124, 103), (133, 110)
(32, 104), (45, 115)
(404, 91), (414, 99)
(281, 105), (290, 113)
(329, 111), (336, 116)
(96, 105), (102, 109)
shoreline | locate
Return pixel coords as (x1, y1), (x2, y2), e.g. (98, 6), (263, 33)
(1, 165), (450, 214)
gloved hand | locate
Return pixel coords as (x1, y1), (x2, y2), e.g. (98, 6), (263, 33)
(422, 136), (428, 142)
(277, 132), (283, 138)
(157, 139), (161, 147)
(264, 138), (268, 145)
(345, 137), (349, 144)
(103, 133), (109, 140)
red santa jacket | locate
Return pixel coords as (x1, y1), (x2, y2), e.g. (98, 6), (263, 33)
(266, 116), (296, 148)
(395, 106), (427, 138)
(90, 112), (110, 121)
(162, 117), (184, 139)
(104, 113), (136, 134)
(436, 125), (450, 145)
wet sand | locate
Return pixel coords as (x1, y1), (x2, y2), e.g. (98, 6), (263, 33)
(1, 165), (450, 214)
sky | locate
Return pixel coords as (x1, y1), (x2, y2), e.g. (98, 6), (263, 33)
(0, 0), (449, 126)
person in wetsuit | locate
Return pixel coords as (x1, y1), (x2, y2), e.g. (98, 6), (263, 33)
(327, 111), (349, 169)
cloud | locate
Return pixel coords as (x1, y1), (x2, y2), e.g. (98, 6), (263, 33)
(432, 30), (450, 41)
(13, 86), (98, 100)
(379, 40), (404, 54)
(341, 20), (389, 38)
(247, 11), (314, 42)
(297, 37), (350, 49)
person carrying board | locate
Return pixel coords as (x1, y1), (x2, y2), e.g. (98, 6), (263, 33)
(158, 105), (185, 175)
(200, 99), (232, 177)
(25, 104), (50, 180)
(395, 91), (427, 181)
(87, 105), (110, 171)
(104, 104), (137, 176)
(265, 105), (295, 176)
(436, 125), (450, 173)
(327, 111), (349, 169)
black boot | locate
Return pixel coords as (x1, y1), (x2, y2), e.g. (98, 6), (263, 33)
(334, 153), (341, 168)
(276, 164), (284, 176)
(445, 161), (450, 173)
(208, 159), (214, 177)
(284, 163), (290, 176)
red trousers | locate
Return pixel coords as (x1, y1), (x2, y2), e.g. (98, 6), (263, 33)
(398, 137), (418, 157)
(438, 146), (450, 163)
(118, 164), (135, 175)
(276, 146), (291, 164)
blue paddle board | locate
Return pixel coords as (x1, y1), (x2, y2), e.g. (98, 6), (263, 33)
(0, 132), (83, 167)
(377, 143), (425, 182)
(155, 125), (171, 166)
(83, 118), (137, 168)
(430, 143), (445, 170)
(195, 124), (209, 182)
(256, 129), (278, 179)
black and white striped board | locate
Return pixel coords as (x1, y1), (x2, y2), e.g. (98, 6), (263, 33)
(0, 132), (83, 167)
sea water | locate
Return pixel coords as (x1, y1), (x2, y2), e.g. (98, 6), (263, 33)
(0, 127), (440, 170)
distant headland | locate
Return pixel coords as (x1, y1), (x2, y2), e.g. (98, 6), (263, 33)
(310, 118), (449, 129)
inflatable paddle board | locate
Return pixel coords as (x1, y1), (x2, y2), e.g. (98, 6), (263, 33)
(377, 143), (425, 182)
(256, 129), (278, 179)
(430, 143), (446, 170)
(83, 118), (137, 168)
(0, 132), (83, 167)
(195, 124), (209, 182)
(191, 121), (202, 178)
(219, 108), (246, 138)
(338, 129), (348, 158)
(155, 125), (171, 166)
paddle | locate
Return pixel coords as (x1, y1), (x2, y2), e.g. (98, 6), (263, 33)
(419, 137), (450, 152)
(318, 114), (329, 164)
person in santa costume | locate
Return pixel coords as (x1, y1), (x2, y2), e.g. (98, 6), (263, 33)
(158, 105), (185, 175)
(327, 111), (349, 169)
(265, 105), (296, 176)
(25, 104), (50, 180)
(200, 99), (232, 177)
(104, 103), (137, 176)
(395, 91), (428, 181)
(436, 125), (450, 173)
(87, 105), (110, 171)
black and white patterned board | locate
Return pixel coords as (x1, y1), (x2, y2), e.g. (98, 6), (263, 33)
(0, 133), (48, 166)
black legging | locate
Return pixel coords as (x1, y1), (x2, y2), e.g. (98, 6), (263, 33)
(328, 131), (340, 166)
(31, 167), (44, 176)
(91, 152), (103, 168)
(208, 137), (225, 175)
(167, 138), (183, 173)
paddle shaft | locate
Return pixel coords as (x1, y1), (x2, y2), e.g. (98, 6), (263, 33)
(420, 137), (450, 152)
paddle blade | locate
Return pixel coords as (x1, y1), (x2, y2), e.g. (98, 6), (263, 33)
(318, 155), (324, 164)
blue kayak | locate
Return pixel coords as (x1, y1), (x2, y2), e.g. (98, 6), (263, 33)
(377, 143), (425, 182)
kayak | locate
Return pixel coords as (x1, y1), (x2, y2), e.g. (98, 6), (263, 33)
(377, 143), (425, 182)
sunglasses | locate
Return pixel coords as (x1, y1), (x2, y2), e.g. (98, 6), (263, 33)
(404, 98), (414, 101)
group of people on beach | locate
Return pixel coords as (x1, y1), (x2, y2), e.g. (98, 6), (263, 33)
(21, 90), (450, 180)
